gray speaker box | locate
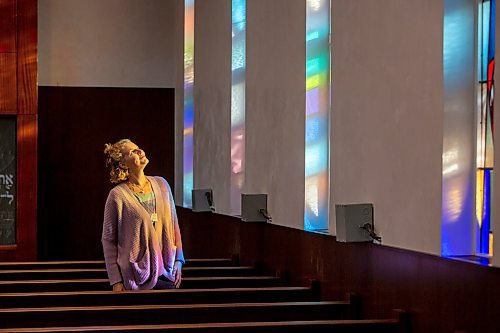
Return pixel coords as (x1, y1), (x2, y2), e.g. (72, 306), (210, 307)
(241, 194), (268, 222)
(335, 203), (374, 242)
(192, 189), (214, 212)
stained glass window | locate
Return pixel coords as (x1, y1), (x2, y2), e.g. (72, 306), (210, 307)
(476, 0), (495, 255)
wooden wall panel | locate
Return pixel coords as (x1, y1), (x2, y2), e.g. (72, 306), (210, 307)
(13, 115), (37, 260)
(38, 87), (175, 260)
(0, 0), (37, 260)
(17, 0), (37, 115)
(0, 0), (16, 53)
(0, 54), (16, 113)
(178, 207), (500, 333)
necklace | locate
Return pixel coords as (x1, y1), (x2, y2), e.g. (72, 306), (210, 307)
(128, 179), (158, 228)
(151, 189), (158, 226)
(127, 179), (150, 194)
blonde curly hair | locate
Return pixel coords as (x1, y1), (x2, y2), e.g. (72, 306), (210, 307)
(104, 139), (131, 183)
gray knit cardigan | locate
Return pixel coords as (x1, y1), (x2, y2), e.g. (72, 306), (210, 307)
(101, 176), (185, 290)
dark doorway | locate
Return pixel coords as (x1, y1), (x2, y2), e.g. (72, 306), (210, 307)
(38, 87), (175, 260)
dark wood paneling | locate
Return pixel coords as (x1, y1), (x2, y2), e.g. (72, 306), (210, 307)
(16, 0), (37, 115)
(0, 0), (37, 261)
(179, 210), (242, 259)
(38, 87), (175, 260)
(0, 53), (17, 113)
(15, 115), (37, 259)
(178, 207), (500, 333)
(0, 0), (16, 53)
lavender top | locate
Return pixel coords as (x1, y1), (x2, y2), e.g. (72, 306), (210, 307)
(101, 176), (184, 290)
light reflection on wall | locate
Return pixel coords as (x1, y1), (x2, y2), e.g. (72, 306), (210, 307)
(183, 0), (195, 207)
(230, 0), (246, 214)
(305, 0), (330, 231)
(442, 0), (476, 256)
(476, 0), (495, 255)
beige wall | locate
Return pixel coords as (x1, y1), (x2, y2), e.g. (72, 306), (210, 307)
(40, 0), (500, 260)
(193, 0), (232, 214)
(38, 0), (177, 87)
(244, 0), (306, 229)
(330, 0), (444, 255)
(38, 0), (186, 199)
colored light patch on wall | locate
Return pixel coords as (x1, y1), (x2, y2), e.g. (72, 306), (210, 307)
(183, 0), (195, 207)
(306, 54), (329, 77)
(305, 175), (329, 231)
(230, 0), (246, 215)
(305, 140), (328, 177)
(306, 115), (328, 144)
(231, 82), (245, 127)
(305, 0), (330, 231)
(442, 0), (476, 256)
(306, 88), (319, 116)
(306, 73), (328, 91)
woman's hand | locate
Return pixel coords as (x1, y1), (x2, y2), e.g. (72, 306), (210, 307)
(112, 282), (125, 292)
(173, 261), (183, 288)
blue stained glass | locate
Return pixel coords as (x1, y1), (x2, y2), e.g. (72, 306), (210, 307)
(489, 0), (496, 61)
(481, 1), (491, 80)
(476, 0), (495, 255)
(480, 169), (492, 253)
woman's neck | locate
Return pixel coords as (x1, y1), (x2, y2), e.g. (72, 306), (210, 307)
(127, 171), (147, 187)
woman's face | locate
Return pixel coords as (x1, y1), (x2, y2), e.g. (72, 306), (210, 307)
(120, 141), (149, 171)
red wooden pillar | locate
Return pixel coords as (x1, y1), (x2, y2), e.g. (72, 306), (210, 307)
(0, 0), (37, 260)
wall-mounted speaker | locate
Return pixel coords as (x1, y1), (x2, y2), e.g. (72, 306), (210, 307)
(335, 203), (374, 242)
(192, 189), (214, 212)
(241, 194), (269, 222)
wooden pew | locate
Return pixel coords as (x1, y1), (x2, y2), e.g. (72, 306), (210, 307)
(0, 258), (410, 333)
(0, 301), (353, 328)
(0, 317), (408, 333)
(0, 266), (257, 280)
(0, 276), (284, 293)
(0, 286), (317, 308)
(0, 259), (235, 270)
(0, 261), (104, 270)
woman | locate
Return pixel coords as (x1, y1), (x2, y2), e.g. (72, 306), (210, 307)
(102, 139), (184, 291)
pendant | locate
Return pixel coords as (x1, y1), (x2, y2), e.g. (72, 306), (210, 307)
(151, 213), (158, 222)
